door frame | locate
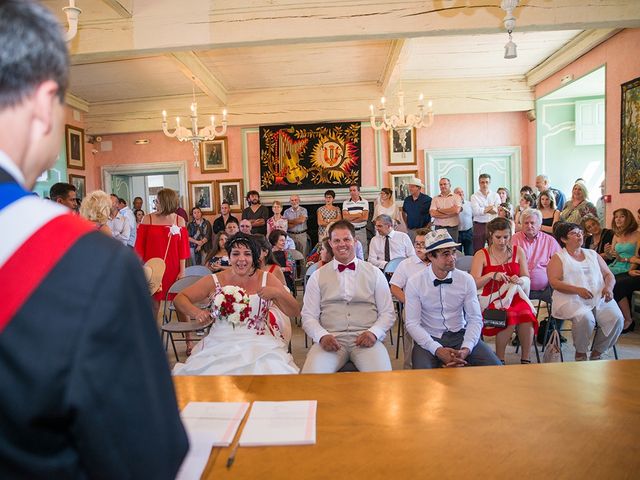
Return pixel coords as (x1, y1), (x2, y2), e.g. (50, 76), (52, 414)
(425, 146), (522, 197)
(101, 161), (188, 207)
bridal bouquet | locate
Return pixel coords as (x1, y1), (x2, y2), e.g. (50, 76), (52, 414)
(210, 285), (250, 327)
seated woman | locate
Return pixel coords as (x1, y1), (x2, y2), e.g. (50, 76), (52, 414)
(514, 193), (535, 232)
(547, 222), (623, 361)
(537, 189), (560, 235)
(204, 232), (230, 272)
(605, 208), (640, 275)
(269, 229), (296, 293)
(471, 217), (538, 364)
(172, 234), (300, 375)
(582, 214), (614, 263)
(497, 202), (515, 234)
(252, 234), (287, 286)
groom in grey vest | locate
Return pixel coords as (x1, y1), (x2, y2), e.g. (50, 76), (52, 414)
(301, 220), (395, 373)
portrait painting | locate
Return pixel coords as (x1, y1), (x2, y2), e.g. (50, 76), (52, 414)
(189, 181), (214, 213)
(389, 127), (417, 165)
(620, 76), (640, 192)
(215, 179), (244, 213)
(65, 124), (85, 170)
(200, 138), (229, 173)
(389, 171), (418, 203)
(69, 174), (86, 202)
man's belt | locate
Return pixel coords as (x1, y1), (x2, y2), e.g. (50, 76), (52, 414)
(354, 226), (366, 231)
(288, 230), (307, 234)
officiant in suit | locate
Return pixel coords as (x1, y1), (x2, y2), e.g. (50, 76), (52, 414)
(404, 230), (501, 369)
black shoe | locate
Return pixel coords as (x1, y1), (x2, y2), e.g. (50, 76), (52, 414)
(622, 322), (636, 334)
(560, 335), (567, 344)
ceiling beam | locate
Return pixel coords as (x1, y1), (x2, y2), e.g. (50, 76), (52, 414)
(68, 1), (640, 64)
(168, 52), (228, 105)
(378, 39), (409, 96)
(65, 92), (90, 112)
(100, 0), (133, 18)
(526, 28), (621, 87)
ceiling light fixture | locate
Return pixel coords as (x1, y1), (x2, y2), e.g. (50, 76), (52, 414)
(369, 91), (433, 132)
(501, 0), (519, 59)
(161, 77), (227, 168)
(63, 0), (82, 42)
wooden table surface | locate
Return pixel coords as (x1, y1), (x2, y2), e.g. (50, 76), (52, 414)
(173, 361), (640, 479)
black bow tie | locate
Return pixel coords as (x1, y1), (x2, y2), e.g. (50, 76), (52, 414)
(433, 278), (453, 287)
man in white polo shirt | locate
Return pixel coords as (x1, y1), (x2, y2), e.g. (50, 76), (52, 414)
(342, 184), (369, 258)
(430, 177), (462, 241)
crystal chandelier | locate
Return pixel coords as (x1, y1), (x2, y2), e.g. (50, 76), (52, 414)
(161, 78), (227, 167)
(369, 91), (433, 132)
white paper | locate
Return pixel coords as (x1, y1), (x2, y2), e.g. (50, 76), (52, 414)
(180, 402), (250, 446)
(176, 402), (251, 480)
(239, 400), (317, 446)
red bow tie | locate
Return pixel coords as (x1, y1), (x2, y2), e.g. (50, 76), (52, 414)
(337, 262), (356, 272)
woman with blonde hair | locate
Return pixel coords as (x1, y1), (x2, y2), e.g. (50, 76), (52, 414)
(79, 190), (112, 236)
(560, 182), (597, 224)
(135, 188), (189, 319)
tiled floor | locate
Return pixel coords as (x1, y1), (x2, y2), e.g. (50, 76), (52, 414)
(164, 297), (640, 370)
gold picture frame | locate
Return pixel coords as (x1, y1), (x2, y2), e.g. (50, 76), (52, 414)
(200, 137), (229, 174)
(65, 124), (85, 170)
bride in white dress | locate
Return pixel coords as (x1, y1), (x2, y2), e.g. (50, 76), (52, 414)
(172, 234), (300, 375)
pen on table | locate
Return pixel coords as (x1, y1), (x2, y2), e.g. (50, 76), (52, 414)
(226, 442), (239, 468)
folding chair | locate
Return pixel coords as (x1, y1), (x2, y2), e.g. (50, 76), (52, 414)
(383, 257), (406, 347)
(302, 262), (320, 348)
(455, 255), (474, 273)
(184, 265), (211, 277)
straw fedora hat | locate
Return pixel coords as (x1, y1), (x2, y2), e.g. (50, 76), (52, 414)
(143, 258), (166, 295)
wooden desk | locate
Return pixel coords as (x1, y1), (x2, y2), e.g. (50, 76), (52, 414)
(174, 361), (640, 479)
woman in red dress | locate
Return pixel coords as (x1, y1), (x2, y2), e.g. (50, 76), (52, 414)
(471, 217), (538, 364)
(135, 188), (190, 320)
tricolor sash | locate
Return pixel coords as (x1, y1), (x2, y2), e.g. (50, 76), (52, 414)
(0, 180), (93, 333)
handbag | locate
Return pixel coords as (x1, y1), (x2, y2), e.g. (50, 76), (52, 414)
(543, 329), (562, 363)
(482, 274), (508, 329)
(143, 223), (175, 295)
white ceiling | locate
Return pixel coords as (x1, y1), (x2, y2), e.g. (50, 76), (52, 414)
(542, 66), (606, 100)
(40, 1), (639, 134)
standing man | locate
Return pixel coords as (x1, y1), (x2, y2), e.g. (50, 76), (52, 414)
(301, 220), (395, 373)
(342, 184), (370, 258)
(405, 230), (502, 368)
(454, 186), (473, 255)
(0, 1), (187, 477)
(284, 194), (309, 256)
(242, 190), (269, 235)
(133, 196), (144, 213)
(595, 179), (606, 226)
(49, 182), (77, 210)
(430, 177), (462, 241)
(535, 174), (566, 211)
(117, 197), (137, 247)
(108, 194), (131, 246)
(389, 228), (431, 368)
(402, 176), (431, 241)
(212, 200), (238, 234)
(470, 173), (501, 252)
(368, 214), (415, 270)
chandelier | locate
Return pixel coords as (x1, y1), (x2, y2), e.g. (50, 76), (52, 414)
(501, 0), (520, 59)
(63, 0), (82, 42)
(161, 78), (227, 167)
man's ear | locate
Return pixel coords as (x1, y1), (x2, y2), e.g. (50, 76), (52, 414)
(31, 80), (60, 136)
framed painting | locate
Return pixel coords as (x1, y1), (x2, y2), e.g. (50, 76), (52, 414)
(200, 137), (229, 173)
(189, 181), (214, 214)
(620, 76), (640, 192)
(215, 178), (244, 213)
(389, 170), (418, 204)
(69, 174), (86, 202)
(65, 124), (85, 170)
(389, 127), (416, 165)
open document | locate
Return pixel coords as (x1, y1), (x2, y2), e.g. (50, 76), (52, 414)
(239, 400), (317, 446)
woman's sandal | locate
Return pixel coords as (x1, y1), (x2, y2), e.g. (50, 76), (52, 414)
(520, 359), (531, 364)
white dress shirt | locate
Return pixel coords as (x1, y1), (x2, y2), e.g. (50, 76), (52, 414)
(470, 190), (501, 223)
(119, 206), (137, 247)
(108, 213), (131, 245)
(458, 200), (473, 231)
(404, 265), (483, 355)
(302, 258), (396, 343)
(0, 150), (26, 186)
(367, 229), (415, 269)
(389, 255), (428, 290)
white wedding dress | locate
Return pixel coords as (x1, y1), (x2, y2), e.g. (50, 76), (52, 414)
(173, 272), (299, 375)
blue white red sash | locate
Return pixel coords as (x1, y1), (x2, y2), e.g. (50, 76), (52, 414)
(0, 182), (93, 333)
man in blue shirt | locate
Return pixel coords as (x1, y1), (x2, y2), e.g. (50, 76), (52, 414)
(402, 176), (432, 241)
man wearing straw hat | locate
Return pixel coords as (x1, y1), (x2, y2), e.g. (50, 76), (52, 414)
(404, 229), (502, 368)
(402, 176), (432, 241)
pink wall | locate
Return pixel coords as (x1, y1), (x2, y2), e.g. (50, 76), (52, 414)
(535, 28), (640, 223)
(379, 111), (531, 187)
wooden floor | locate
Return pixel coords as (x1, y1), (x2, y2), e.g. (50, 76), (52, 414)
(163, 298), (640, 369)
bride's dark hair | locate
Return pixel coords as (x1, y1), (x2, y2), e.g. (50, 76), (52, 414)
(225, 233), (261, 272)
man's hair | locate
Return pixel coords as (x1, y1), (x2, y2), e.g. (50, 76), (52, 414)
(0, 0), (69, 109)
(479, 173), (491, 181)
(349, 184), (360, 191)
(118, 197), (127, 206)
(536, 174), (549, 183)
(49, 182), (76, 201)
(246, 190), (260, 200)
(133, 196), (143, 202)
(221, 200), (231, 206)
(520, 207), (542, 225)
(328, 219), (355, 239)
(374, 214), (393, 226)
